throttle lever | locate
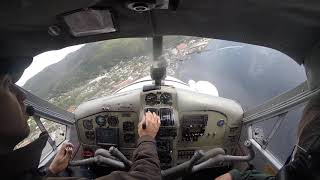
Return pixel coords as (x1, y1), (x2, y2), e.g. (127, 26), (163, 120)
(187, 150), (204, 173)
(109, 146), (133, 168)
(95, 148), (115, 159)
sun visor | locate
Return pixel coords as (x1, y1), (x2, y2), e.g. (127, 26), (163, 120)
(64, 9), (116, 37)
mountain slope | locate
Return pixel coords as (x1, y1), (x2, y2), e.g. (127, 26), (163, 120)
(23, 38), (153, 99)
(23, 36), (196, 109)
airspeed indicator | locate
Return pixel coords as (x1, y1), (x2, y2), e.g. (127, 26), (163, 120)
(95, 115), (107, 126)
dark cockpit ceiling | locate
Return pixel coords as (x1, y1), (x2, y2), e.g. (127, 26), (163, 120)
(1, 0), (320, 65)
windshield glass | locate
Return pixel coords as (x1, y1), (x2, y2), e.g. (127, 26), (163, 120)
(19, 36), (306, 111)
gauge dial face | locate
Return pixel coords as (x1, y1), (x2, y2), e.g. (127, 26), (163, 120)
(83, 119), (93, 130)
(145, 93), (158, 105)
(160, 93), (172, 105)
(95, 115), (107, 126)
(108, 116), (119, 126)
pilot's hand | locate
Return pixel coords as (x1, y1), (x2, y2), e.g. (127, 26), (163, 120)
(215, 173), (232, 180)
(49, 142), (74, 175)
(138, 112), (160, 138)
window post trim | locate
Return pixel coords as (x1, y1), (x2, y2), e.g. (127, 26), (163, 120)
(33, 115), (57, 150)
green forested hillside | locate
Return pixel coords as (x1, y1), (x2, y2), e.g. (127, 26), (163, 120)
(23, 36), (193, 109)
(23, 38), (153, 99)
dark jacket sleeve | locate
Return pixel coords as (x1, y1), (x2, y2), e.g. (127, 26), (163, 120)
(229, 169), (274, 180)
(97, 135), (161, 180)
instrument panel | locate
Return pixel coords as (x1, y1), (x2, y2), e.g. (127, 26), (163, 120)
(145, 92), (173, 106)
(75, 86), (242, 169)
(76, 112), (139, 149)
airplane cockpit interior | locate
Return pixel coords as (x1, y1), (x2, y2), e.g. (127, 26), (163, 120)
(2, 0), (320, 179)
(71, 79), (247, 179)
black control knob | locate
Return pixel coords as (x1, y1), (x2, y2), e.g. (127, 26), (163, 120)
(26, 105), (35, 116)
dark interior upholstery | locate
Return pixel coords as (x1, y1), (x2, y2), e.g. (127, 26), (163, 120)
(1, 0), (320, 65)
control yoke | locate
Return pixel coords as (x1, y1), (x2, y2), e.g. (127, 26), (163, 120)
(69, 141), (254, 179)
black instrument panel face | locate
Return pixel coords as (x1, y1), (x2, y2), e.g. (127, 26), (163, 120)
(96, 128), (119, 146)
(160, 92), (172, 105)
(107, 116), (119, 126)
(145, 92), (173, 106)
(145, 93), (158, 105)
(178, 111), (228, 148)
(76, 112), (138, 148)
(181, 114), (208, 142)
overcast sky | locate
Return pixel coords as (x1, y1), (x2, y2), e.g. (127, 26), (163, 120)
(16, 44), (84, 86)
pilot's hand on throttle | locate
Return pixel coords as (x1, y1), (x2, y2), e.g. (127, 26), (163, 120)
(138, 111), (160, 138)
(49, 142), (74, 175)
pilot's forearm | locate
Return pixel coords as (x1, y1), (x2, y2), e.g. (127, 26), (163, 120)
(131, 135), (160, 170)
(100, 135), (161, 180)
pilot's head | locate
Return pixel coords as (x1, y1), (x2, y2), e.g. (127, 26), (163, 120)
(0, 58), (32, 151)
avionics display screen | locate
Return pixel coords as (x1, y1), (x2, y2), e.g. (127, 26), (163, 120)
(96, 128), (119, 145)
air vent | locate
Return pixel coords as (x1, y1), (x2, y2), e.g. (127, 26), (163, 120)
(127, 0), (156, 12)
(127, 0), (171, 12)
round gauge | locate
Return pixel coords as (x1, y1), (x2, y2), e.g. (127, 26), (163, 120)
(95, 115), (107, 126)
(160, 93), (172, 105)
(145, 93), (158, 105)
(108, 116), (119, 126)
(83, 119), (93, 130)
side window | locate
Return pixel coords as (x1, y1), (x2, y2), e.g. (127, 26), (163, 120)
(15, 117), (67, 160)
(266, 106), (304, 163)
(40, 118), (67, 146)
(251, 105), (304, 164)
